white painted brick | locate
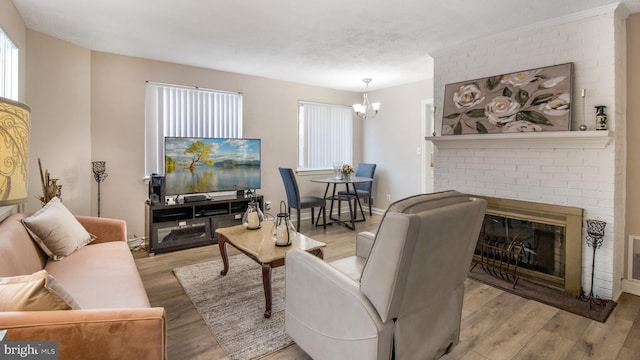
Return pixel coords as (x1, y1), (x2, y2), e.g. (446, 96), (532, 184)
(528, 157), (555, 166)
(465, 169), (485, 177)
(516, 177), (541, 186)
(516, 165), (541, 173)
(554, 157), (581, 167)
(485, 157), (506, 165)
(504, 183), (536, 192)
(542, 176), (570, 186)
(492, 163), (518, 172)
(555, 187), (583, 197)
(553, 172), (583, 182)
(568, 180), (595, 190)
(541, 166), (570, 174)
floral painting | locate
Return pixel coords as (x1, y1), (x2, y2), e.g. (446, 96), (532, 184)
(442, 63), (572, 135)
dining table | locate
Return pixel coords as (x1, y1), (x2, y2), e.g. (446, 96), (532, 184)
(310, 176), (374, 230)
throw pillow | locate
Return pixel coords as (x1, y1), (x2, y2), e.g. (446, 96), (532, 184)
(22, 197), (96, 260)
(0, 270), (80, 311)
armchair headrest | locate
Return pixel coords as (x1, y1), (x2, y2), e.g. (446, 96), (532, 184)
(387, 190), (472, 215)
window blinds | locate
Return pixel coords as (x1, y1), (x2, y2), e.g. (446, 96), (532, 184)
(0, 28), (18, 100)
(145, 82), (243, 175)
(298, 102), (353, 170)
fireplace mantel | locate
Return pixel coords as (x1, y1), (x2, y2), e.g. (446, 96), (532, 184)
(426, 130), (612, 149)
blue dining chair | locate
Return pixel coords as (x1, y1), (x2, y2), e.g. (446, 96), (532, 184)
(278, 168), (326, 230)
(338, 163), (376, 216)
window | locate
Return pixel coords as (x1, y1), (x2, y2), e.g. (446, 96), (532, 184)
(145, 82), (243, 175)
(0, 28), (19, 100)
(298, 101), (353, 171)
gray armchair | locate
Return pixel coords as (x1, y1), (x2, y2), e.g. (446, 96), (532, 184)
(285, 191), (487, 359)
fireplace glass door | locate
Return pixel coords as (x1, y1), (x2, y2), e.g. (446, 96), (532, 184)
(477, 214), (566, 279)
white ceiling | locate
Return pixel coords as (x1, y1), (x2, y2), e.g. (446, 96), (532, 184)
(12, 0), (640, 91)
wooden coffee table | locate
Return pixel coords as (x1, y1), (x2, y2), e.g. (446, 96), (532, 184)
(216, 223), (326, 318)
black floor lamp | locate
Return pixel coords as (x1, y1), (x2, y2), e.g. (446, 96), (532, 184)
(92, 161), (108, 217)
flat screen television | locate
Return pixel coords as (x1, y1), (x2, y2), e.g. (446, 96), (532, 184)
(163, 137), (261, 196)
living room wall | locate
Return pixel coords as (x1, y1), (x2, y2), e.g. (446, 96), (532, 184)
(89, 52), (362, 236)
(25, 30), (92, 216)
(363, 80), (433, 207)
(0, 4), (92, 216)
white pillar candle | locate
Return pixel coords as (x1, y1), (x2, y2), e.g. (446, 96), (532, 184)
(276, 224), (288, 245)
(248, 212), (259, 228)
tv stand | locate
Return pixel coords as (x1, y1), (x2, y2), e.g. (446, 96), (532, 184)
(145, 194), (263, 255)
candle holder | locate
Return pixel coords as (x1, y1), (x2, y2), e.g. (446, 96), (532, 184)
(92, 161), (108, 217)
(242, 189), (264, 230)
(578, 219), (608, 308)
(273, 201), (296, 246)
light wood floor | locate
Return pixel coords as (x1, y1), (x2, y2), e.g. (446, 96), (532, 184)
(134, 213), (640, 360)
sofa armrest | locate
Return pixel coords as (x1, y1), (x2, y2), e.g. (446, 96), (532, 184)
(75, 215), (127, 244)
(356, 231), (375, 259)
(285, 249), (393, 360)
(1, 307), (166, 360)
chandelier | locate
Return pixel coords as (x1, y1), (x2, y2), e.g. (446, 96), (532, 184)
(352, 78), (380, 119)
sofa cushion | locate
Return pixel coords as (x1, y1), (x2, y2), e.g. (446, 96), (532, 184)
(329, 256), (366, 282)
(22, 198), (96, 261)
(45, 241), (151, 309)
(0, 269), (80, 311)
(0, 214), (48, 277)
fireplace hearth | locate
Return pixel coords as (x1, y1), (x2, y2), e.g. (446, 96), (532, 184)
(472, 196), (583, 295)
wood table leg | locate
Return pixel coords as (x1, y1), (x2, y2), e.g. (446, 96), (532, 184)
(262, 263), (272, 318)
(311, 248), (324, 260)
(218, 235), (229, 276)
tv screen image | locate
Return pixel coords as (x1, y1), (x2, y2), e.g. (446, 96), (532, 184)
(164, 137), (261, 195)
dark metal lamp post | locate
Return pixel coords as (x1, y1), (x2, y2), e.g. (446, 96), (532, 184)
(579, 219), (608, 309)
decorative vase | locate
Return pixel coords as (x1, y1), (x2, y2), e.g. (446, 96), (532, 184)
(595, 105), (607, 131)
(332, 161), (342, 179)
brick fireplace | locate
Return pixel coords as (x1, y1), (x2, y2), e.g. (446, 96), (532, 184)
(429, 132), (617, 299)
(429, 5), (627, 300)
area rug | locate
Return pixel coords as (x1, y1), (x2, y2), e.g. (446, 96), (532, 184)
(468, 266), (616, 323)
(173, 255), (293, 360)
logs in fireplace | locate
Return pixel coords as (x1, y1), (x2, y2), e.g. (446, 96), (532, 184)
(471, 196), (583, 295)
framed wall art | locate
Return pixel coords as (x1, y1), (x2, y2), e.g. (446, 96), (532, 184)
(441, 63), (573, 135)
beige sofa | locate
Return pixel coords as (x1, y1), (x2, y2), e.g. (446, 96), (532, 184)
(0, 212), (166, 360)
